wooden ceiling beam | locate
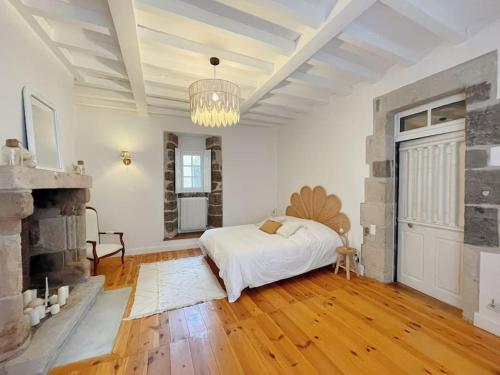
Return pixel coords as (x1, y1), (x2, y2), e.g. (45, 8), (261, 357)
(138, 26), (274, 74)
(136, 0), (295, 55)
(108, 0), (148, 115)
(241, 0), (376, 112)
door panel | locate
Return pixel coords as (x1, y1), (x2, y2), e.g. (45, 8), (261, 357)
(397, 131), (464, 308)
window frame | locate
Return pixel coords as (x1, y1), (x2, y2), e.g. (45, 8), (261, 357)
(394, 93), (466, 142)
(180, 151), (203, 192)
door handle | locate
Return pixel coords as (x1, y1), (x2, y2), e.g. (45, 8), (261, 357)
(408, 223), (413, 229)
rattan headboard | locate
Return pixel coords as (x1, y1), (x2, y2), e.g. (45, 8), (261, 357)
(285, 186), (351, 234)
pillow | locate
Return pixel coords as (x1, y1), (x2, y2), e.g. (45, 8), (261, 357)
(256, 216), (286, 227)
(259, 220), (282, 234)
(276, 221), (304, 238)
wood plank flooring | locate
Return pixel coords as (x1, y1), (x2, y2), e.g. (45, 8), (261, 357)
(50, 249), (500, 375)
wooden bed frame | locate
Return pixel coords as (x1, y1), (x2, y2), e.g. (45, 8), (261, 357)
(204, 185), (351, 291)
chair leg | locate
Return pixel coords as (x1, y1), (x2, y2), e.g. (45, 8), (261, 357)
(121, 248), (125, 264)
(93, 258), (99, 276)
(334, 255), (342, 274)
(345, 255), (350, 280)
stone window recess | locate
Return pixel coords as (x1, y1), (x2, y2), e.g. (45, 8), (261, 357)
(361, 51), (500, 321)
(164, 133), (223, 239)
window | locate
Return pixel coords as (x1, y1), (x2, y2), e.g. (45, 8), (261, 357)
(182, 153), (202, 190)
(395, 94), (466, 142)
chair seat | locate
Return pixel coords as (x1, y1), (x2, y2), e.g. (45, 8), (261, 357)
(336, 246), (355, 255)
(86, 243), (123, 259)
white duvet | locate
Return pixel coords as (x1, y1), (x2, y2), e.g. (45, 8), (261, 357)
(199, 216), (343, 302)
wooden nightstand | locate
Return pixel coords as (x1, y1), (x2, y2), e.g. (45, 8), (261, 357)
(334, 246), (358, 280)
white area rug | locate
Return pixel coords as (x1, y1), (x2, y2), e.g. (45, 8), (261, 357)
(126, 256), (226, 320)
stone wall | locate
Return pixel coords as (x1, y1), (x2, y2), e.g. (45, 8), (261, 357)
(206, 136), (223, 228)
(361, 51), (499, 320)
(164, 132), (178, 239)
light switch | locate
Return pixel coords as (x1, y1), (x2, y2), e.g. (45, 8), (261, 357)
(490, 146), (500, 166)
(369, 224), (376, 235)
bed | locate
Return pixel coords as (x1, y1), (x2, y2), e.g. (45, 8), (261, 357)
(199, 186), (351, 302)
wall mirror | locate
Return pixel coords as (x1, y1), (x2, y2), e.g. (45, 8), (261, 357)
(23, 87), (63, 171)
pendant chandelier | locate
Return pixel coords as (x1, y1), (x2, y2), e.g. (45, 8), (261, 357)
(189, 57), (240, 128)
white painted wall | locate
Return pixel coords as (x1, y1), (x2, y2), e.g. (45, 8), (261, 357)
(178, 134), (207, 153)
(278, 18), (500, 251)
(475, 253), (500, 336)
(0, 2), (75, 168)
(75, 106), (278, 251)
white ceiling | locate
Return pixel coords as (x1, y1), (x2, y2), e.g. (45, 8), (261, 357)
(10, 0), (500, 127)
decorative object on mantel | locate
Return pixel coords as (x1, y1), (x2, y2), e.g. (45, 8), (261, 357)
(1, 139), (23, 166)
(72, 160), (86, 175)
(189, 57), (240, 128)
(120, 150), (131, 166)
(22, 86), (64, 171)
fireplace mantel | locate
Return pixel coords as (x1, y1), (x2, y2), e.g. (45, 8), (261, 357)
(0, 166), (92, 190)
(0, 166), (92, 364)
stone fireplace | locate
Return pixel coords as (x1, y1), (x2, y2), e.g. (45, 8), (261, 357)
(0, 166), (93, 370)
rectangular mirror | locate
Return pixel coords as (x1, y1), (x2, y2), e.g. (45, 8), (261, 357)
(23, 87), (63, 171)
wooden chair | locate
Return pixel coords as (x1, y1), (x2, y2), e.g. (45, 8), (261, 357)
(85, 206), (125, 275)
(334, 246), (358, 280)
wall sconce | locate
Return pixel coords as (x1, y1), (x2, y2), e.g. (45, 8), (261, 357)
(120, 151), (131, 166)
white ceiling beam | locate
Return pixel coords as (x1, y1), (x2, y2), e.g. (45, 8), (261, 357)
(242, 113), (287, 125)
(108, 0), (148, 115)
(136, 0), (295, 55)
(9, 0), (86, 82)
(260, 94), (316, 113)
(78, 77), (131, 93)
(145, 83), (188, 101)
(310, 50), (382, 81)
(249, 104), (301, 119)
(241, 0), (376, 112)
(271, 82), (330, 103)
(20, 0), (114, 35)
(380, 0), (466, 44)
(288, 71), (351, 95)
(213, 0), (324, 29)
(146, 97), (190, 111)
(72, 54), (127, 79)
(75, 86), (134, 103)
(53, 31), (122, 61)
(141, 48), (261, 88)
(75, 97), (137, 111)
(148, 106), (190, 118)
(139, 27), (274, 74)
(340, 23), (420, 65)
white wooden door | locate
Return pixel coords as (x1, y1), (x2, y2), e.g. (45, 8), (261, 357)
(397, 131), (465, 307)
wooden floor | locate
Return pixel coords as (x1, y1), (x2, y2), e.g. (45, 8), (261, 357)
(50, 249), (500, 375)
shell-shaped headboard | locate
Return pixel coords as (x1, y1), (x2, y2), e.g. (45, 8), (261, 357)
(285, 186), (351, 233)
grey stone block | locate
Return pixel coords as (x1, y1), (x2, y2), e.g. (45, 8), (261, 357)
(372, 160), (393, 177)
(465, 149), (488, 168)
(464, 206), (499, 247)
(364, 178), (393, 203)
(466, 103), (500, 146)
(0, 192), (33, 221)
(461, 244), (481, 321)
(465, 169), (500, 204)
(38, 217), (67, 251)
(360, 202), (393, 227)
(465, 81), (491, 105)
(0, 235), (22, 298)
(366, 135), (393, 163)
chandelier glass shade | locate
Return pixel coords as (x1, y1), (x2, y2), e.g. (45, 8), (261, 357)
(189, 58), (240, 128)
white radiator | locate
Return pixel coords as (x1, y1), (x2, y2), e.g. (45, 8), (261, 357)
(178, 197), (208, 232)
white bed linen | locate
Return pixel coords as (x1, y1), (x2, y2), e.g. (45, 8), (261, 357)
(199, 216), (343, 302)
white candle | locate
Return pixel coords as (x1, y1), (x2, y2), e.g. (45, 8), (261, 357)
(23, 290), (33, 307)
(57, 293), (66, 307)
(48, 295), (58, 306)
(45, 277), (49, 307)
(50, 304), (60, 315)
(58, 286), (69, 300)
(30, 289), (38, 299)
(26, 308), (40, 326)
(35, 305), (46, 320)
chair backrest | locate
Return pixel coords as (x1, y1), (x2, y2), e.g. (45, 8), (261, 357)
(86, 207), (100, 243)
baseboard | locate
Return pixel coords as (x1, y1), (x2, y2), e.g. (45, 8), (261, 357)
(120, 238), (200, 256)
(474, 312), (500, 336)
